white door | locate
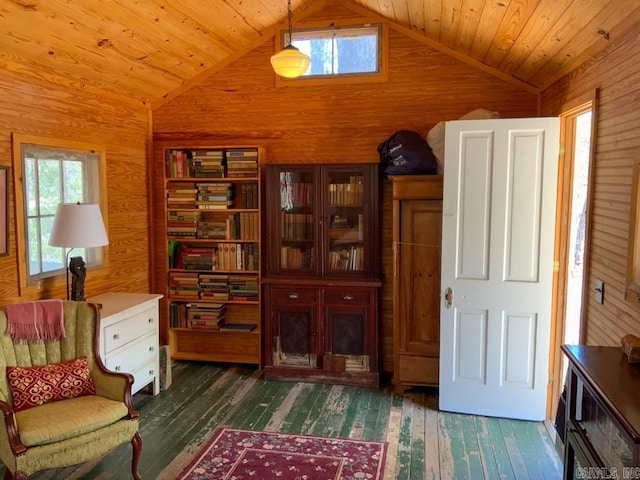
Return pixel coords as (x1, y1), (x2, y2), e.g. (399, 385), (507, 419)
(439, 117), (560, 421)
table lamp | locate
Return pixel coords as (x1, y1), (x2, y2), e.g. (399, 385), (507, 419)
(48, 203), (109, 301)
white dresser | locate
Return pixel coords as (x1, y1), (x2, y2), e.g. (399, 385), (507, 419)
(87, 292), (163, 396)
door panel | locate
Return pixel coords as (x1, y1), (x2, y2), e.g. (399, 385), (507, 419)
(504, 130), (545, 282)
(457, 131), (492, 280)
(453, 309), (487, 383)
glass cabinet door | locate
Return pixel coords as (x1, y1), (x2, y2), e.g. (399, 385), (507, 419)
(273, 167), (317, 274)
(325, 167), (367, 275)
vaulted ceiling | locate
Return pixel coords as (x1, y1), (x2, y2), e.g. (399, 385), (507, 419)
(1, 0), (637, 107)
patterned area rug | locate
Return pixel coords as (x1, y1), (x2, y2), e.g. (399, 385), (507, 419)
(177, 427), (387, 480)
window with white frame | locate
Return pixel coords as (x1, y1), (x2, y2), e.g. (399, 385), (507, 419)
(13, 135), (105, 285)
(287, 24), (382, 78)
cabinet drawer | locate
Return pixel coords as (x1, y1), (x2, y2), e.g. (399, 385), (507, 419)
(323, 287), (370, 305)
(103, 307), (157, 354)
(104, 332), (158, 373)
(270, 287), (317, 304)
(130, 359), (157, 395)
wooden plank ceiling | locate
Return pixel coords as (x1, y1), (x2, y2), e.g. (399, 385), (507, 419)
(0, 0), (637, 106)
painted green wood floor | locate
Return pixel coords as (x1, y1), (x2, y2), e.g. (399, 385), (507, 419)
(6, 362), (563, 479)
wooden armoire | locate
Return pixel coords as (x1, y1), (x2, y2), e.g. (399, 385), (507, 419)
(390, 175), (443, 394)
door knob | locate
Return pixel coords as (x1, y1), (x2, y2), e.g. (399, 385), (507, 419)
(444, 287), (453, 309)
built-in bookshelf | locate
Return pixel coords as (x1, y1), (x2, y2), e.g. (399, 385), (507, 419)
(164, 146), (263, 365)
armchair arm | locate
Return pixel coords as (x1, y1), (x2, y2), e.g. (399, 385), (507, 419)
(91, 365), (138, 420)
(0, 400), (27, 456)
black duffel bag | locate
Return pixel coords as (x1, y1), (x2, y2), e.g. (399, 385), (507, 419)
(377, 130), (438, 177)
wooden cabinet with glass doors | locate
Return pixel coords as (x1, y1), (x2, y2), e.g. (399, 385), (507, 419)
(262, 163), (381, 387)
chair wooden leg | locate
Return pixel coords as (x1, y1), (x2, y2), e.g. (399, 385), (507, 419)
(131, 431), (142, 480)
(4, 469), (27, 480)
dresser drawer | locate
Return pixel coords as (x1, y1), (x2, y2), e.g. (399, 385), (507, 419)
(103, 307), (157, 354)
(270, 287), (317, 304)
(130, 359), (157, 395)
(104, 332), (158, 374)
(323, 287), (370, 305)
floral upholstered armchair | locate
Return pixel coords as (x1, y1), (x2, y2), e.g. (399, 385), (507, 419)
(0, 301), (141, 480)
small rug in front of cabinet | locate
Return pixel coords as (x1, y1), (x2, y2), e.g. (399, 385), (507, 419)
(176, 427), (387, 480)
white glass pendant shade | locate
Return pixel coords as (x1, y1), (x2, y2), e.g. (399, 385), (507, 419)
(270, 45), (311, 78)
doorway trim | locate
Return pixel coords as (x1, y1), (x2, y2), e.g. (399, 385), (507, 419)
(548, 88), (599, 421)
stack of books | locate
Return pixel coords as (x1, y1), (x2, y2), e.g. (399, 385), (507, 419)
(186, 303), (226, 330)
(167, 186), (197, 209)
(179, 245), (217, 271)
(196, 220), (227, 239)
(226, 149), (258, 178)
(169, 272), (199, 299)
(196, 183), (233, 209)
(167, 210), (201, 239)
(228, 274), (259, 301)
(192, 150), (225, 178)
(199, 273), (230, 300)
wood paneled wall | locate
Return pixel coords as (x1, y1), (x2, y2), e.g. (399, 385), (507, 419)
(541, 24), (640, 346)
(0, 68), (151, 304)
(153, 10), (538, 371)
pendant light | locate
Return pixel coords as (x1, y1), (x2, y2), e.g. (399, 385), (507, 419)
(270, 0), (310, 78)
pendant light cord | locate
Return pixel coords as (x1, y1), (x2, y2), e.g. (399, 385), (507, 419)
(287, 0), (293, 45)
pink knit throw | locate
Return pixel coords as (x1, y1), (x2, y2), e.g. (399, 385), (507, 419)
(5, 299), (66, 342)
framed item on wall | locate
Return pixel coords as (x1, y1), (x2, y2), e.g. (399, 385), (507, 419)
(0, 166), (7, 256)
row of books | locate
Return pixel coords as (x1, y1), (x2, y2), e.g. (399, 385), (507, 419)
(169, 242), (259, 271)
(168, 302), (257, 331)
(279, 178), (313, 211)
(196, 212), (259, 240)
(329, 176), (364, 206)
(281, 212), (314, 241)
(328, 245), (364, 271)
(168, 272), (259, 302)
(167, 182), (258, 210)
(280, 246), (314, 270)
(165, 148), (258, 179)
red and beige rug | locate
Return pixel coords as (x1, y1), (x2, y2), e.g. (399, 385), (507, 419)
(177, 427), (387, 480)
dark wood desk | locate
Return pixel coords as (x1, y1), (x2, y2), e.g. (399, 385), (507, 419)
(562, 344), (640, 479)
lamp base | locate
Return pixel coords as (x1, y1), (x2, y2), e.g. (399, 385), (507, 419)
(69, 256), (87, 301)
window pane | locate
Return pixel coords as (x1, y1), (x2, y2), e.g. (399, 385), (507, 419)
(335, 36), (377, 74)
(41, 215), (63, 274)
(291, 25), (380, 78)
(63, 160), (84, 202)
(25, 157), (37, 217)
(38, 160), (61, 216)
(27, 217), (41, 276)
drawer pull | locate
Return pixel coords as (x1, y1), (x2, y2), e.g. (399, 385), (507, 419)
(149, 346), (155, 352)
(148, 318), (154, 324)
(115, 366), (121, 371)
(149, 370), (154, 376)
(288, 292), (300, 300)
(343, 294), (354, 301)
(113, 333), (120, 340)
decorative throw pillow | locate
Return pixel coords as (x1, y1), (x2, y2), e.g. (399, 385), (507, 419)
(6, 356), (96, 412)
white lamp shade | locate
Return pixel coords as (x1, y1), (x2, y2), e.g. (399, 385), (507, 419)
(49, 203), (109, 248)
(270, 45), (311, 78)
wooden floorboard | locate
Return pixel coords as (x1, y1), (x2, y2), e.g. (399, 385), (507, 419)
(1, 361), (564, 479)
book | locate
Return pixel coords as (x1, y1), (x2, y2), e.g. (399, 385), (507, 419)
(219, 323), (256, 332)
